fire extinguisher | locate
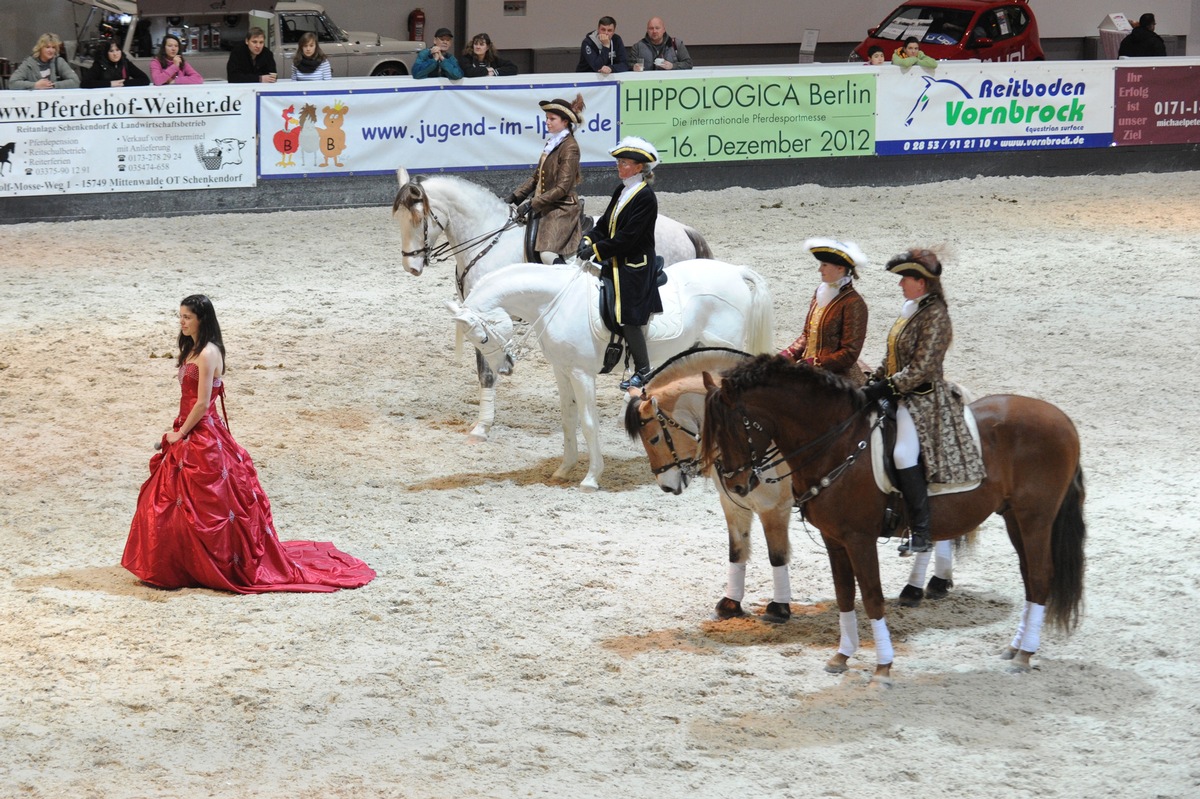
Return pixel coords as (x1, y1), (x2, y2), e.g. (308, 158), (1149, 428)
(408, 8), (425, 42)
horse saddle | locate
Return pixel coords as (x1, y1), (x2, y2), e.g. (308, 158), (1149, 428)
(869, 404), (983, 498)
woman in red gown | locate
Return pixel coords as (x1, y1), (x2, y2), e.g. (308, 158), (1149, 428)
(123, 295), (376, 593)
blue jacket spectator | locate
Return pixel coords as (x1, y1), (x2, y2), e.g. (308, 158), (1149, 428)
(577, 17), (629, 74)
(414, 28), (464, 79)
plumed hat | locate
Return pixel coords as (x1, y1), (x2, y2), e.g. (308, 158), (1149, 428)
(539, 94), (585, 125)
(609, 136), (659, 170)
(885, 249), (943, 280)
(805, 237), (867, 279)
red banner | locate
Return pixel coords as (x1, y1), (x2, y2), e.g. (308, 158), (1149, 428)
(1114, 66), (1200, 146)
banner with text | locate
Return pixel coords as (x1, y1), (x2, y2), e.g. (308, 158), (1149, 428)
(618, 73), (876, 163)
(0, 86), (256, 197)
(876, 61), (1115, 155)
(256, 81), (620, 178)
(1113, 65), (1200, 146)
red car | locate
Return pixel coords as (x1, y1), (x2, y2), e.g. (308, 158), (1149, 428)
(852, 0), (1045, 63)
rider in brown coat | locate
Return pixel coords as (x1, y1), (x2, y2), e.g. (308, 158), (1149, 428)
(507, 95), (585, 264)
(780, 237), (869, 387)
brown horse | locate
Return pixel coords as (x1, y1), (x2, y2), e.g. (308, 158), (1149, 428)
(624, 348), (796, 621)
(700, 355), (1085, 681)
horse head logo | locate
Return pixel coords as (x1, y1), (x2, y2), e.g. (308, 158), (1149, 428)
(904, 75), (973, 127)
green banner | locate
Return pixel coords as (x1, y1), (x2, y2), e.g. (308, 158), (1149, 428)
(620, 74), (876, 163)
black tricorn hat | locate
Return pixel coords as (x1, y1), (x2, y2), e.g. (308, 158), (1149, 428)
(885, 250), (943, 279)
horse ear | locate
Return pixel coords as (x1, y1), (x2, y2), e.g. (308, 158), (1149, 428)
(702, 371), (717, 392)
(396, 167), (410, 186)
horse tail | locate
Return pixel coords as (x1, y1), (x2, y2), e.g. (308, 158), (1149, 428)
(1047, 465), (1087, 633)
(684, 226), (712, 260)
(740, 267), (775, 355)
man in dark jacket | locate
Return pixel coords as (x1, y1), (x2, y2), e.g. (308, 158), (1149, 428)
(577, 16), (629, 74)
(227, 27), (278, 83)
(1119, 13), (1168, 57)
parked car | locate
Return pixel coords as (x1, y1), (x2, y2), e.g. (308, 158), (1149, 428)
(67, 0), (423, 80)
(851, 0), (1045, 63)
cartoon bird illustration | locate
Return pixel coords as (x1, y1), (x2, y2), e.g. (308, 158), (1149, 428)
(317, 101), (349, 168)
(272, 104), (300, 168)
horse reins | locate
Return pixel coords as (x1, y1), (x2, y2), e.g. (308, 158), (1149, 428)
(636, 395), (702, 477)
(399, 193), (520, 298)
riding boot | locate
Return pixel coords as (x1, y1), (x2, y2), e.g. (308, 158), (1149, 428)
(619, 324), (651, 390)
(894, 465), (932, 556)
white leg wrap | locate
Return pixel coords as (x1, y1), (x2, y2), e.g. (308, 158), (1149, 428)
(838, 610), (859, 658)
(726, 561), (746, 602)
(1010, 600), (1033, 650)
(933, 539), (954, 580)
(771, 564), (792, 604)
(906, 549), (932, 588)
(871, 617), (894, 666)
(1017, 603), (1046, 653)
(478, 386), (496, 427)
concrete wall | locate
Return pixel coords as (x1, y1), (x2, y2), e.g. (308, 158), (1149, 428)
(3, 1), (1194, 65)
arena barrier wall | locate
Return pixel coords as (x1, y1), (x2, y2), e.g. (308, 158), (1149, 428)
(2, 59), (1198, 222)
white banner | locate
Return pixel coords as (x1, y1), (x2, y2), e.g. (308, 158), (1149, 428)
(256, 78), (620, 178)
(0, 85), (257, 197)
(876, 61), (1115, 155)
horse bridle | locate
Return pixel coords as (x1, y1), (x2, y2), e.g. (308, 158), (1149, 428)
(399, 186), (519, 298)
(714, 401), (880, 508)
(636, 395), (702, 477)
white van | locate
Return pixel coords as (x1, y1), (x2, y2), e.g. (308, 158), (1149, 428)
(68, 0), (424, 80)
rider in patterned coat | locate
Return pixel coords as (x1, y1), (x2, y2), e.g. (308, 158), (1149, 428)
(779, 237), (869, 387)
(863, 249), (986, 555)
(506, 95), (585, 264)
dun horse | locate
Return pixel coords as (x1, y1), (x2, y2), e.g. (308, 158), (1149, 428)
(625, 348), (795, 621)
(700, 356), (1085, 680)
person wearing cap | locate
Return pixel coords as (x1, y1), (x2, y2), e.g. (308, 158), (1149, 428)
(862, 249), (986, 555)
(413, 27), (463, 79)
(1119, 13), (1167, 57)
(461, 32), (518, 77)
(577, 136), (661, 391)
(505, 94), (586, 264)
(779, 238), (869, 387)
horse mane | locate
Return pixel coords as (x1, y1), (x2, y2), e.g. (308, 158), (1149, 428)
(699, 354), (866, 472)
(391, 173), (507, 219)
(644, 347), (752, 391)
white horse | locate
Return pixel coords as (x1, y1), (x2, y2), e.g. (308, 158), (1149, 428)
(392, 167), (713, 441)
(448, 260), (774, 491)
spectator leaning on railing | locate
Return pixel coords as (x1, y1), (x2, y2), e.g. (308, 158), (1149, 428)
(10, 33), (80, 90)
(630, 17), (692, 71)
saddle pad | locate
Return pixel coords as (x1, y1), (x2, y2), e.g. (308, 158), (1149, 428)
(870, 406), (982, 496)
(588, 274), (685, 342)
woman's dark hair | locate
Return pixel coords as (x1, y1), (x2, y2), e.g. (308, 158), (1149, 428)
(94, 40), (122, 60)
(903, 36), (920, 46)
(156, 33), (185, 68)
(293, 32), (328, 67)
(177, 294), (226, 367)
(464, 33), (497, 64)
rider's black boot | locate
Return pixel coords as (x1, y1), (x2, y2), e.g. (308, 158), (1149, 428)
(895, 465), (932, 556)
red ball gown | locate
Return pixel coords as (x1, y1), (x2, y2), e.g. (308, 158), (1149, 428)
(123, 363), (376, 593)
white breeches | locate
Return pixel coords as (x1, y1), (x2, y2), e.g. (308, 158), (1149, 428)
(894, 401), (920, 469)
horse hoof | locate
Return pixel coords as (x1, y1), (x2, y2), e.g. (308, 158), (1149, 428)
(998, 645), (1019, 661)
(824, 653), (850, 674)
(715, 597), (745, 619)
(466, 425), (490, 443)
(868, 673), (895, 689)
(897, 584), (924, 607)
(925, 576), (953, 599)
(763, 602), (791, 623)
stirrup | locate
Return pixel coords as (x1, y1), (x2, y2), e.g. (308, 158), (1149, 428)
(897, 533), (932, 556)
(619, 369), (649, 391)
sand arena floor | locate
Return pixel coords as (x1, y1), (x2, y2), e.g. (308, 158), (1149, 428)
(1, 171), (1198, 798)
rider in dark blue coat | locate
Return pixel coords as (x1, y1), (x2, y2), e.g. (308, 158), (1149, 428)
(578, 136), (661, 390)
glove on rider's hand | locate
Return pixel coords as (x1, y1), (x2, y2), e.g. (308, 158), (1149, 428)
(862, 378), (895, 404)
(515, 199), (532, 220)
(576, 239), (595, 261)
